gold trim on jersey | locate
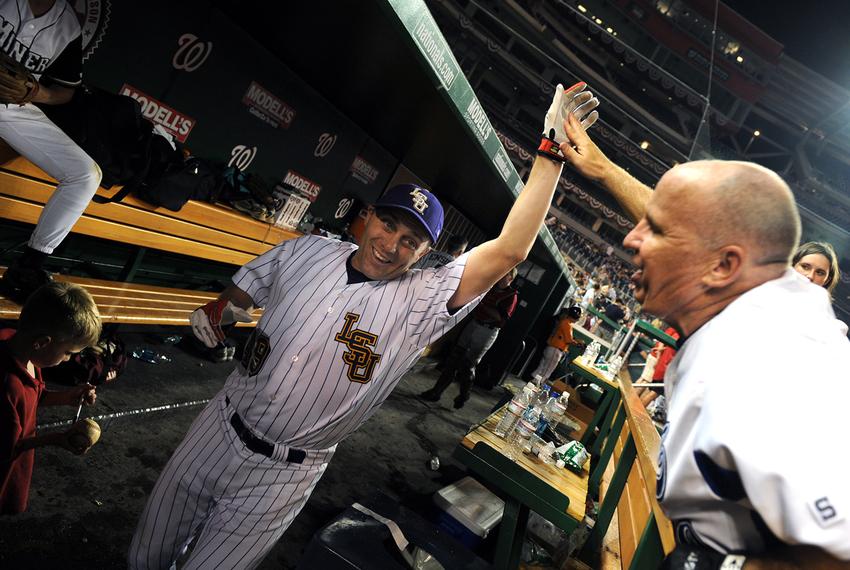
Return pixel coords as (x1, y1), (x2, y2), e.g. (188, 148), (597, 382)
(334, 312), (382, 383)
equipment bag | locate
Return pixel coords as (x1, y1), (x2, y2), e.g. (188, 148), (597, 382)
(132, 156), (222, 212)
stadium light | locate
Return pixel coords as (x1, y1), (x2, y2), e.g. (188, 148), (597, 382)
(640, 141), (650, 150)
(736, 55), (744, 63)
(578, 4), (587, 13)
(753, 130), (761, 137)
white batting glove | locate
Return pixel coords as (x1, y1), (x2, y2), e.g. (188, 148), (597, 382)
(190, 298), (253, 348)
(539, 82), (600, 161)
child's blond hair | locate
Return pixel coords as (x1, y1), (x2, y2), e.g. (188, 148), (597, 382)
(18, 283), (101, 346)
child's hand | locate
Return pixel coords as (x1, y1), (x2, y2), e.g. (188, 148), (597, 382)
(70, 383), (97, 406)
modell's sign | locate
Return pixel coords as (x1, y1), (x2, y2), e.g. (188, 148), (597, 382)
(119, 84), (195, 143)
(242, 81), (296, 129)
(350, 156), (379, 185)
(282, 170), (321, 201)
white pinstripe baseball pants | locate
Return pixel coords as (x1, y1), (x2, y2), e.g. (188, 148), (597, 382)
(128, 396), (333, 570)
(0, 104), (101, 254)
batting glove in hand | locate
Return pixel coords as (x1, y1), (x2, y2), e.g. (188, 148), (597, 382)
(660, 544), (746, 570)
(191, 298), (253, 348)
(539, 82), (600, 161)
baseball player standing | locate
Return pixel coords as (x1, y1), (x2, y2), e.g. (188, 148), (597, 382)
(0, 0), (102, 302)
(128, 82), (599, 570)
(559, 111), (850, 567)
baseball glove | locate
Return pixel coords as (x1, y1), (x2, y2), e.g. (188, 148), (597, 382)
(0, 50), (39, 105)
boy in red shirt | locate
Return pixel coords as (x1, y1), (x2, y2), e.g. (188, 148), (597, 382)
(1, 282), (101, 514)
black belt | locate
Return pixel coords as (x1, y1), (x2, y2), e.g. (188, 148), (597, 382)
(226, 398), (306, 464)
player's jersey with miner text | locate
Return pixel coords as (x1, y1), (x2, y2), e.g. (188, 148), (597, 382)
(225, 235), (482, 450)
(0, 0), (81, 85)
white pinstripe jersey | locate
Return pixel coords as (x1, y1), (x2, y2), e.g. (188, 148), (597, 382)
(0, 0), (82, 85)
(658, 270), (850, 559)
(224, 235), (481, 450)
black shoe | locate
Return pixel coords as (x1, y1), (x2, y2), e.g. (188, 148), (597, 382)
(0, 262), (53, 304)
(453, 395), (469, 409)
(419, 389), (441, 402)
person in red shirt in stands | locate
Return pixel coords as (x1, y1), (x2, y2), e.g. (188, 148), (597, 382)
(636, 326), (679, 407)
(420, 268), (518, 409)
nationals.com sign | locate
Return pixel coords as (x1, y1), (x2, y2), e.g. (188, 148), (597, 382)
(120, 84), (196, 143)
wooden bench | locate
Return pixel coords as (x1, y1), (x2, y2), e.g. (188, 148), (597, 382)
(0, 268), (262, 326)
(573, 370), (675, 569)
(0, 150), (299, 325)
(0, 154), (300, 267)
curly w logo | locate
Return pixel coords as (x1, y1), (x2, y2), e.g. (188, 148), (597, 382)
(334, 313), (382, 383)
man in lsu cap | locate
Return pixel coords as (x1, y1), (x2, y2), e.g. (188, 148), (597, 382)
(558, 108), (850, 568)
(130, 82), (600, 569)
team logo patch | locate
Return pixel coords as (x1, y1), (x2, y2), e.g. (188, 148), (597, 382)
(409, 189), (429, 214)
(334, 313), (382, 383)
(241, 329), (271, 377)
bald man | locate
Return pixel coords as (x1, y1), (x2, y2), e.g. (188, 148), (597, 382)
(561, 114), (850, 569)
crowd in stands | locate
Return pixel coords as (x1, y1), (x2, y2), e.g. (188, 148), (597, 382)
(545, 217), (639, 314)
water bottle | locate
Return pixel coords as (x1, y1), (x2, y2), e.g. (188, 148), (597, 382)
(606, 355), (624, 379)
(538, 441), (557, 465)
(505, 406), (539, 461)
(582, 341), (600, 366)
(494, 390), (530, 438)
(534, 385), (551, 413)
(546, 393), (569, 433)
(536, 389), (562, 435)
(611, 328), (625, 352)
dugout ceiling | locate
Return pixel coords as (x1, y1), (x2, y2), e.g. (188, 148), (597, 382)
(214, 0), (567, 271)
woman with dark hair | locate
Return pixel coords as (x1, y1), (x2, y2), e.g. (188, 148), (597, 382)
(792, 241), (846, 334)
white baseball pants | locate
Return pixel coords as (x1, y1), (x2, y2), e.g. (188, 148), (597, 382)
(128, 396), (334, 570)
(0, 104), (101, 254)
(532, 345), (564, 382)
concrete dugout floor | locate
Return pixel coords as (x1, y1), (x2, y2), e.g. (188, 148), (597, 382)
(0, 327), (507, 569)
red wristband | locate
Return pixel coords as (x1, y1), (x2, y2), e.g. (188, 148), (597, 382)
(537, 136), (564, 163)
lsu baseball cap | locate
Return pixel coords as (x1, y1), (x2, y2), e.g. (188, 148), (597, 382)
(375, 183), (444, 243)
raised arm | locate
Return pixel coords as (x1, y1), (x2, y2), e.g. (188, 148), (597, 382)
(560, 113), (653, 223)
(449, 83), (599, 309)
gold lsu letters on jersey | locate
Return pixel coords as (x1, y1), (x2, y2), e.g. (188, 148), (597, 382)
(334, 312), (382, 383)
